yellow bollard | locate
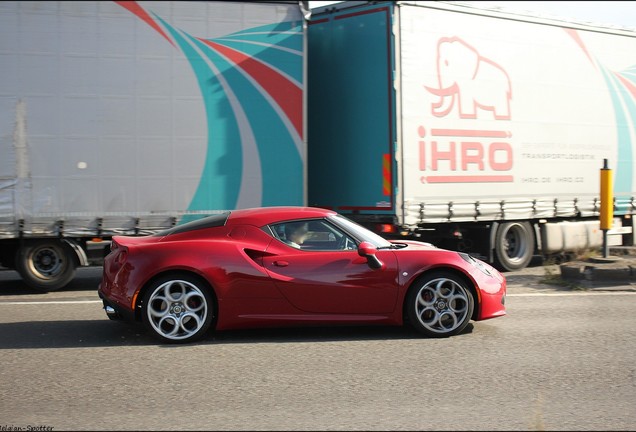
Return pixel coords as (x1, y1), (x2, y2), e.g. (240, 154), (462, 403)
(600, 158), (613, 257)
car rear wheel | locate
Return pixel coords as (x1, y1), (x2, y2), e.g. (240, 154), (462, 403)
(141, 274), (214, 344)
(407, 271), (474, 338)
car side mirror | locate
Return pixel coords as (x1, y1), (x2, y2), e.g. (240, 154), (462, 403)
(357, 241), (384, 270)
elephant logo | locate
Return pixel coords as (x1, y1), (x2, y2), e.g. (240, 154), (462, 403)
(425, 37), (512, 120)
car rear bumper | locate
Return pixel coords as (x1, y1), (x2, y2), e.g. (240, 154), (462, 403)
(98, 289), (136, 322)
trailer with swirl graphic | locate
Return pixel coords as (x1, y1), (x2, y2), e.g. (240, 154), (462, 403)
(307, 0), (636, 271)
(0, 1), (306, 290)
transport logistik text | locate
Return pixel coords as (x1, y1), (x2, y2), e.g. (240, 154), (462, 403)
(521, 153), (595, 159)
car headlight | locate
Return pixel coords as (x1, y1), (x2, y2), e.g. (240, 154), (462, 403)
(458, 252), (493, 276)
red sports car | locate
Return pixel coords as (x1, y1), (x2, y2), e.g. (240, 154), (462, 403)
(98, 207), (506, 343)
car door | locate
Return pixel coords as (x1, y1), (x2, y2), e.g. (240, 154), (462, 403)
(262, 220), (399, 314)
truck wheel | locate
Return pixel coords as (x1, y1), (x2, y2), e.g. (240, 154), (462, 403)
(16, 240), (77, 291)
(493, 221), (534, 271)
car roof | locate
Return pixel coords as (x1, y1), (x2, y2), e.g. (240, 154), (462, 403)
(226, 206), (337, 227)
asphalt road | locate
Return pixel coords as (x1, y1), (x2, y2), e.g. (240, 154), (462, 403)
(1, 266), (635, 431)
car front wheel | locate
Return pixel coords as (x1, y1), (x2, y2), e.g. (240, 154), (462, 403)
(141, 274), (214, 344)
(407, 271), (475, 338)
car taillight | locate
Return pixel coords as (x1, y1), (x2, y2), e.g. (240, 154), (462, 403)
(107, 241), (128, 269)
(115, 247), (128, 265)
(377, 224), (396, 234)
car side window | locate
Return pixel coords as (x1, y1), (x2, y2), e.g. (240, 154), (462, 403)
(270, 219), (357, 251)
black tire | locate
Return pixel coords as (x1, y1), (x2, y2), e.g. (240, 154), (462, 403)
(406, 271), (475, 338)
(493, 221), (535, 271)
(141, 273), (215, 344)
(15, 240), (77, 291)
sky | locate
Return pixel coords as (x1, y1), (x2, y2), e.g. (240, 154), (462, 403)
(308, 1), (636, 30)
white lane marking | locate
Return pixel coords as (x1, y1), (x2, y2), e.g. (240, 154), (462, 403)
(0, 300), (102, 305)
(508, 291), (636, 297)
(1, 291), (635, 306)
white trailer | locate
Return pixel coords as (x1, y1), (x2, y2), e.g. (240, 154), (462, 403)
(0, 1), (307, 290)
(308, 1), (636, 270)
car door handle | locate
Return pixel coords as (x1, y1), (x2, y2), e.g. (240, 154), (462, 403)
(273, 260), (289, 267)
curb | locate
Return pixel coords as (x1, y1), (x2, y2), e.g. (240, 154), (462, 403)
(560, 257), (636, 284)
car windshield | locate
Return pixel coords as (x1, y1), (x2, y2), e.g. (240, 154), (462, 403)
(329, 214), (393, 248)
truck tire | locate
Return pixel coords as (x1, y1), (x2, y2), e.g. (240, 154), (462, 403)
(16, 240), (78, 291)
(493, 221), (535, 271)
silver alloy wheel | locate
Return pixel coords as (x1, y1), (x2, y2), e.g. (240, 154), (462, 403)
(414, 277), (470, 334)
(146, 279), (208, 341)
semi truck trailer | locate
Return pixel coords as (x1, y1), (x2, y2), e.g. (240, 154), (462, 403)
(0, 0), (307, 290)
(307, 0), (636, 271)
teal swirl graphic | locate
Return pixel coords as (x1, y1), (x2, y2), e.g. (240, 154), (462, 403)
(118, 2), (304, 224)
(156, 18), (304, 222)
(599, 64), (636, 212)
